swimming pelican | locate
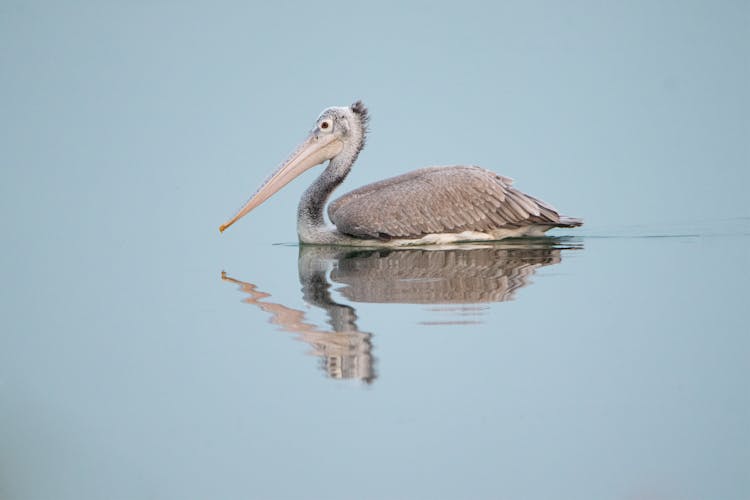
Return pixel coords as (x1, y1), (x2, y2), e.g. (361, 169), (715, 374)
(219, 101), (582, 246)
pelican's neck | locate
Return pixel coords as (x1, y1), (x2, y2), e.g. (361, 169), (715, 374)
(297, 133), (364, 243)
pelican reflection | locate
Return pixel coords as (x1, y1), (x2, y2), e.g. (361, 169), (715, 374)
(223, 239), (580, 383)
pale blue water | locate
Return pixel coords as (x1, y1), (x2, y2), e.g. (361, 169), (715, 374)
(1, 1), (749, 499)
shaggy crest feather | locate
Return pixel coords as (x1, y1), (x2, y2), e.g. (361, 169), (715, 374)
(350, 100), (369, 134)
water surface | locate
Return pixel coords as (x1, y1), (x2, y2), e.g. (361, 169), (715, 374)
(1, 1), (748, 499)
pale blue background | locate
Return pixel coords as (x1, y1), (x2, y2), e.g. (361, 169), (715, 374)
(1, 1), (748, 499)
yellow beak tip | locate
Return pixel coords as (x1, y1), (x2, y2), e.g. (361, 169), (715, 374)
(219, 224), (227, 233)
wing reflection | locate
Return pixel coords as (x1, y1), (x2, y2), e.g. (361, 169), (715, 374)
(328, 244), (569, 303)
(223, 238), (580, 383)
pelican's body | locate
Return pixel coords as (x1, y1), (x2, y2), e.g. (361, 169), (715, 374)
(220, 102), (582, 246)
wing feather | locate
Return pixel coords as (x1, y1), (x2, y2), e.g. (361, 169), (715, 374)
(328, 166), (574, 239)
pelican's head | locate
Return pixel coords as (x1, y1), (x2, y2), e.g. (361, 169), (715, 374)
(316, 100), (369, 148)
(219, 101), (369, 233)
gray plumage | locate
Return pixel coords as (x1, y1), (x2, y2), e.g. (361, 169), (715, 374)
(219, 101), (582, 245)
(328, 165), (582, 240)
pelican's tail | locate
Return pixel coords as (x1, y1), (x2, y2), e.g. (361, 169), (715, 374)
(557, 216), (584, 227)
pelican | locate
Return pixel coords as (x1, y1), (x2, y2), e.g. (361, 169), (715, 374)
(219, 101), (582, 245)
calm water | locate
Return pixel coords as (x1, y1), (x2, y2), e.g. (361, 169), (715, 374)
(2, 1), (749, 499)
(3, 226), (749, 499)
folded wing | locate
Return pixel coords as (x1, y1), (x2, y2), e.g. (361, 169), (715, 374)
(328, 166), (580, 240)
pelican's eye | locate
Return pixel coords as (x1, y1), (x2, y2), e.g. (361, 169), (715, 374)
(319, 119), (332, 131)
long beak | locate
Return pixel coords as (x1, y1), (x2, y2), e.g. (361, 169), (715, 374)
(219, 134), (343, 233)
